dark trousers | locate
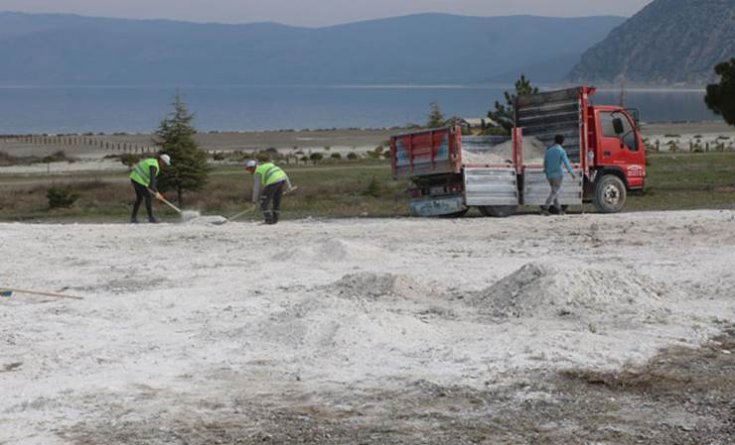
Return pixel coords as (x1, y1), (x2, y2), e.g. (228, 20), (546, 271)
(259, 180), (285, 224)
(131, 180), (154, 221)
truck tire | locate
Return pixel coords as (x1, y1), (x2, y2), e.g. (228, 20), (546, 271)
(478, 206), (518, 217)
(592, 175), (626, 213)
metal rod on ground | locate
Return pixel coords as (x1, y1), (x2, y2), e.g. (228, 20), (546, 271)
(1, 288), (84, 300)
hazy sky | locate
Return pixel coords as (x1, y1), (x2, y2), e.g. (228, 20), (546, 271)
(0, 0), (654, 27)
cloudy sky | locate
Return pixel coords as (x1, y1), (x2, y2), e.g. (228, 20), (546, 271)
(0, 0), (654, 27)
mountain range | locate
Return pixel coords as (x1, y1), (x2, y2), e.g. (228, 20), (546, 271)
(0, 12), (625, 86)
(570, 0), (735, 85)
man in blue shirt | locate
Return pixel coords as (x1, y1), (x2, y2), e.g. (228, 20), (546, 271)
(542, 135), (576, 215)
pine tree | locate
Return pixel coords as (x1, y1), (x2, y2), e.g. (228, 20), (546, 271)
(427, 102), (445, 128)
(155, 94), (210, 207)
(488, 74), (539, 134)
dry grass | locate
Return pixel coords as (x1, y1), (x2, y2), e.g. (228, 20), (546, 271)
(0, 161), (408, 222)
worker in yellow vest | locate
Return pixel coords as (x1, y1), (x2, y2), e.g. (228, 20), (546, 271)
(245, 159), (292, 224)
(129, 153), (171, 223)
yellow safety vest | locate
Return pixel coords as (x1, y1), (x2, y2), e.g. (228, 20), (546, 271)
(130, 158), (160, 187)
(255, 162), (286, 186)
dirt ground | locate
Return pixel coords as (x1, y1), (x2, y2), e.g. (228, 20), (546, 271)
(1, 210), (735, 444)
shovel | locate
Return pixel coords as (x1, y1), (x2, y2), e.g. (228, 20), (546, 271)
(148, 189), (182, 213)
(211, 184), (298, 226)
(147, 189), (200, 220)
(212, 204), (257, 225)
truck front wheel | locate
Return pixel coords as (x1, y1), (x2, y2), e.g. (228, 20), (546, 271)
(478, 206), (518, 217)
(593, 175), (626, 213)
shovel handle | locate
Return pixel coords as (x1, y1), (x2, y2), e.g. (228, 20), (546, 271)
(226, 205), (257, 222)
(148, 189), (182, 213)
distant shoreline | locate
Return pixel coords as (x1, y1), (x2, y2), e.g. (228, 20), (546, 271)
(0, 119), (728, 138)
(0, 83), (710, 92)
(1, 122), (733, 165)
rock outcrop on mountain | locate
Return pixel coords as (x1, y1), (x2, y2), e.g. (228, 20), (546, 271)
(569, 0), (735, 85)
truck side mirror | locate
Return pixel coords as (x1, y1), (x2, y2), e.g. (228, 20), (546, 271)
(612, 118), (625, 135)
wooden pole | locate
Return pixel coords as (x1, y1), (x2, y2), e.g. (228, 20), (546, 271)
(2, 288), (84, 300)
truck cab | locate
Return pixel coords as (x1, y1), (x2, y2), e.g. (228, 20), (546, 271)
(586, 104), (646, 212)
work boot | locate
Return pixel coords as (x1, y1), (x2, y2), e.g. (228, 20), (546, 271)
(263, 211), (273, 225)
(148, 217), (159, 224)
(130, 217), (139, 224)
(272, 211), (280, 224)
(540, 206), (550, 216)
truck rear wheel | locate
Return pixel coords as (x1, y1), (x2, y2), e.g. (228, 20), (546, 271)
(592, 175), (626, 213)
(478, 206), (518, 217)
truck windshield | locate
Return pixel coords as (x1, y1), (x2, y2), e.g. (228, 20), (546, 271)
(600, 111), (639, 151)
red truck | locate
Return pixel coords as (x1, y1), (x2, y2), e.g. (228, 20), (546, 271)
(390, 86), (646, 216)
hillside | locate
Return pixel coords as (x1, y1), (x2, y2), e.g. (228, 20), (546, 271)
(569, 0), (735, 85)
(0, 12), (625, 85)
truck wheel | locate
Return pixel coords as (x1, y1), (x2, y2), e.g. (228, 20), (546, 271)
(592, 175), (626, 213)
(478, 206), (518, 217)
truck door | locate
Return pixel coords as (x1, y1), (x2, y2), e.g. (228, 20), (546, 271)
(597, 110), (646, 188)
(597, 111), (641, 166)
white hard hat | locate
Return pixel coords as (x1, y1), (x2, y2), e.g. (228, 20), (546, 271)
(245, 159), (257, 168)
(160, 154), (171, 166)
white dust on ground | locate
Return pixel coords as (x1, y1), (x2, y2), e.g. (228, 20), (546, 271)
(1, 210), (735, 443)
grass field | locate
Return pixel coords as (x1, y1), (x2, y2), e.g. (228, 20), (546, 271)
(1, 152), (734, 222)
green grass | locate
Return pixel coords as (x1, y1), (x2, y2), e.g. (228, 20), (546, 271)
(1, 153), (734, 222)
(625, 152), (735, 211)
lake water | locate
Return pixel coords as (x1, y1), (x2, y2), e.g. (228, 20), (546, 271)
(0, 85), (719, 134)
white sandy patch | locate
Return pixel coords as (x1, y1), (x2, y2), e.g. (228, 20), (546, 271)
(462, 136), (547, 165)
(1, 210), (735, 443)
(0, 159), (128, 174)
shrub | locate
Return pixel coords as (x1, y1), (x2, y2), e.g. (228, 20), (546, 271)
(0, 151), (19, 166)
(347, 152), (359, 160)
(47, 186), (79, 209)
(120, 153), (141, 167)
(330, 153), (342, 160)
(309, 153), (324, 163)
(41, 150), (72, 163)
(364, 176), (383, 197)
